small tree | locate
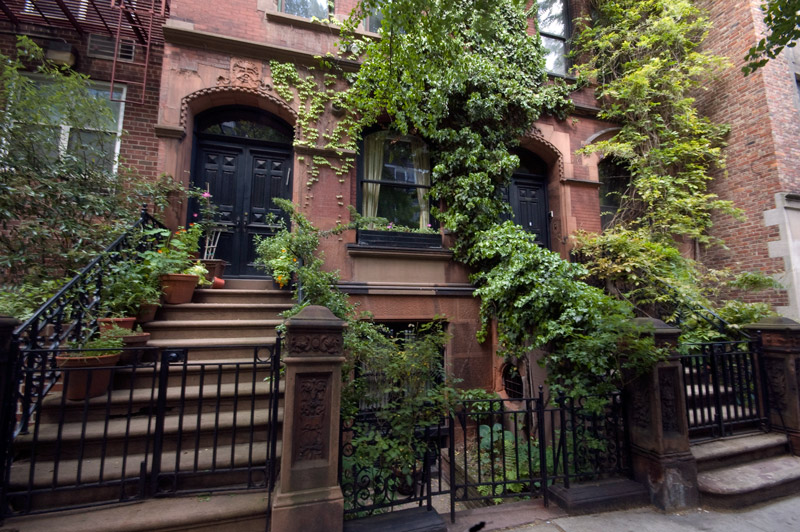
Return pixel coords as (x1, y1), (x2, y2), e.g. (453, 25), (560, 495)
(0, 37), (166, 283)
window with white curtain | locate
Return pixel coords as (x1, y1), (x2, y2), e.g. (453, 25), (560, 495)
(538, 0), (569, 76)
(360, 131), (432, 230)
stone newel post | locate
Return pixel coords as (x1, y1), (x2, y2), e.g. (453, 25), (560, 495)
(271, 306), (346, 532)
(744, 316), (800, 453)
(626, 318), (699, 511)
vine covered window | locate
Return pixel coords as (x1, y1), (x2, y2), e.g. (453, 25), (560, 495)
(360, 132), (432, 230)
(538, 0), (569, 76)
(598, 158), (630, 230)
(281, 0), (330, 20)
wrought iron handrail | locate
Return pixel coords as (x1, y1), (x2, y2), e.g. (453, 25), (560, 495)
(9, 205), (165, 436)
(662, 283), (750, 340)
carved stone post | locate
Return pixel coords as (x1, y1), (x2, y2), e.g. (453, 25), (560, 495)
(744, 316), (800, 453)
(271, 306), (346, 532)
(626, 318), (699, 510)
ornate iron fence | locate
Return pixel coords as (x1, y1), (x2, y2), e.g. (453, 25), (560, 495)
(9, 206), (165, 438)
(1, 342), (282, 519)
(338, 389), (630, 522)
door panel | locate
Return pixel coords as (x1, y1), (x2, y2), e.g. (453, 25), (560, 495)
(194, 142), (292, 277)
(510, 176), (550, 249)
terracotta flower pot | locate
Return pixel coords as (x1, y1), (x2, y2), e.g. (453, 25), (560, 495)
(56, 353), (121, 401)
(136, 303), (160, 323)
(159, 273), (199, 304)
(120, 332), (151, 365)
(97, 317), (136, 331)
(211, 277), (225, 289)
(200, 259), (226, 282)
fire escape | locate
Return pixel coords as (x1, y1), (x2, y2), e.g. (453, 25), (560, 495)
(0, 1), (169, 103)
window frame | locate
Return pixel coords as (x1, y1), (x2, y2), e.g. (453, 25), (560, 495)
(23, 75), (126, 174)
(278, 0), (332, 20)
(537, 0), (571, 77)
(356, 130), (436, 232)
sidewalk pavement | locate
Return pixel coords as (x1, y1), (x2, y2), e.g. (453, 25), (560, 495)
(446, 494), (800, 532)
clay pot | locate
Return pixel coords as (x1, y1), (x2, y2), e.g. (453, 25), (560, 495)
(136, 303), (160, 323)
(159, 273), (199, 304)
(97, 317), (136, 331)
(200, 259), (226, 282)
(119, 332), (151, 365)
(56, 353), (121, 401)
(211, 277), (225, 289)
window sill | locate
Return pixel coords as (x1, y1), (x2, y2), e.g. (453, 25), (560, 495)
(354, 229), (443, 250)
(265, 10), (380, 39)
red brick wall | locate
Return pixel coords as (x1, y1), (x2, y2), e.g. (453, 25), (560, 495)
(0, 24), (162, 184)
(695, 0), (800, 307)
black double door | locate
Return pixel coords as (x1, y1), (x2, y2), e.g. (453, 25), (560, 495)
(192, 141), (292, 277)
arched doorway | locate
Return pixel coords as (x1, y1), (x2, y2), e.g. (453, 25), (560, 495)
(190, 107), (294, 277)
(507, 149), (550, 249)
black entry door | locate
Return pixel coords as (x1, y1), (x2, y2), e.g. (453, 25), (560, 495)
(509, 175), (550, 249)
(193, 142), (292, 277)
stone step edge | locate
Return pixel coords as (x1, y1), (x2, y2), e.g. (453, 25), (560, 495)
(697, 455), (800, 496)
(3, 490), (270, 532)
(691, 432), (788, 463)
(17, 408), (283, 445)
(9, 440), (283, 490)
(146, 336), (277, 348)
(145, 319), (283, 328)
(42, 380), (284, 409)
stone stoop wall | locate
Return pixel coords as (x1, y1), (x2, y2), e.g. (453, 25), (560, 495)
(696, 0), (800, 315)
(0, 25), (163, 185)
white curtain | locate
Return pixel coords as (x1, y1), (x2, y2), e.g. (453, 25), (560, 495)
(411, 138), (431, 229)
(363, 131), (387, 227)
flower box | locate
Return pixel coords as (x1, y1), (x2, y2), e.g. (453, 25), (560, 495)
(356, 230), (442, 249)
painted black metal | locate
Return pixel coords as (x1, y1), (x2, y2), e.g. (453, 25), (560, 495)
(0, 341), (282, 520)
(679, 339), (766, 440)
(9, 206), (165, 438)
(338, 389), (630, 523)
(356, 230), (443, 249)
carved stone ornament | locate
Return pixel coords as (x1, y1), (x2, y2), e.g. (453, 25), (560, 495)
(659, 369), (680, 434)
(764, 357), (788, 411)
(216, 59), (271, 91)
(294, 376), (330, 462)
(630, 383), (650, 430)
(287, 333), (343, 356)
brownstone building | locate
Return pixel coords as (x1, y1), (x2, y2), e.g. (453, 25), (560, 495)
(4, 0), (795, 389)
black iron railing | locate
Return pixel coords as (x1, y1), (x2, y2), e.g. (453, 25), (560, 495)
(679, 339), (765, 440)
(338, 389), (630, 522)
(2, 341), (282, 519)
(9, 206), (165, 438)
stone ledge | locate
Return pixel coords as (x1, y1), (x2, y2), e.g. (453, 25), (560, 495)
(548, 478), (650, 515)
(343, 507), (445, 532)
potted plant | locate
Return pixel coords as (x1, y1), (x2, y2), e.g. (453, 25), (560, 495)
(99, 258), (162, 329)
(191, 188), (226, 281)
(56, 328), (124, 400)
(140, 225), (204, 304)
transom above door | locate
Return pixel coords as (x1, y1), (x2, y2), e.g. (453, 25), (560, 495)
(190, 107), (293, 278)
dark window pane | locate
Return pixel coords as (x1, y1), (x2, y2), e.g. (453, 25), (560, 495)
(375, 184), (423, 228)
(598, 158), (630, 230)
(367, 8), (383, 32)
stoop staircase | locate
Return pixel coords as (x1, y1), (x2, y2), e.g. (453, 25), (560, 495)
(6, 279), (292, 527)
(692, 432), (800, 508)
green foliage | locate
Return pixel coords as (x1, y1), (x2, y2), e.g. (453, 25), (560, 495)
(572, 0), (735, 244)
(467, 223), (659, 404)
(65, 325), (125, 357)
(743, 0), (800, 75)
(101, 258), (162, 317)
(0, 37), (170, 282)
(0, 277), (71, 321)
(138, 225), (202, 277)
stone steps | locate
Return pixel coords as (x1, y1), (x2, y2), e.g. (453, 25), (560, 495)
(692, 432), (800, 508)
(7, 283), (293, 515)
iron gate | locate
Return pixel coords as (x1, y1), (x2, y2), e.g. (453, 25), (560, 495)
(338, 389), (630, 522)
(679, 338), (767, 440)
(1, 341), (282, 519)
